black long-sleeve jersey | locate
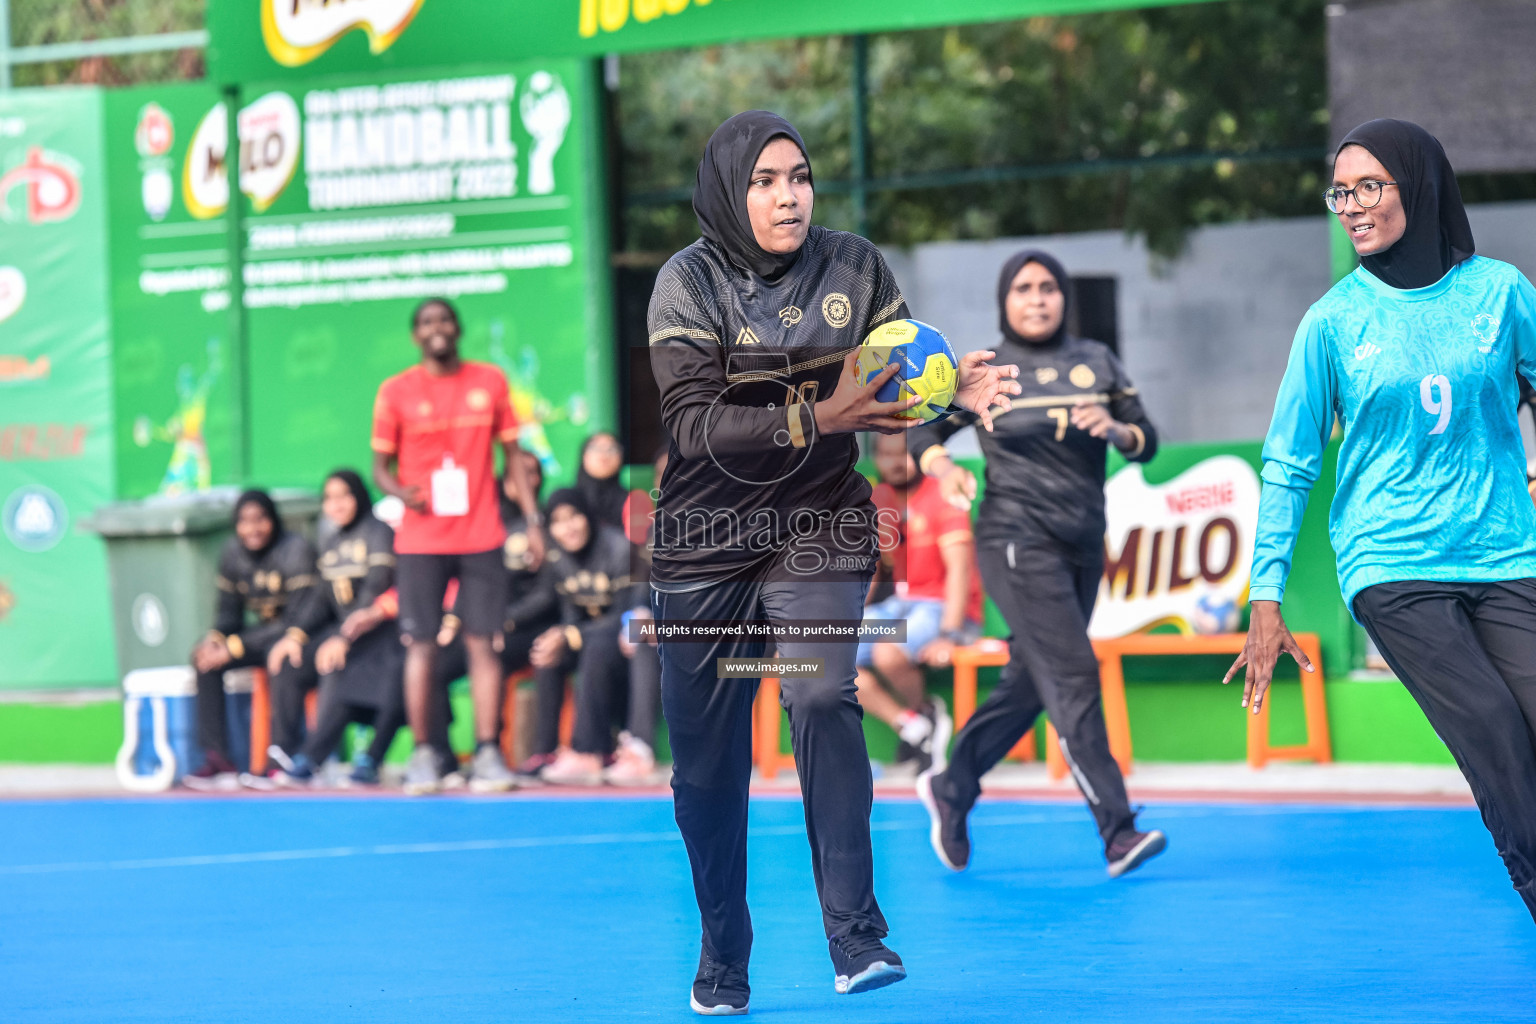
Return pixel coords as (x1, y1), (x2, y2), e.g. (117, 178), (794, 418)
(517, 525), (636, 649)
(499, 498), (560, 636)
(910, 334), (1157, 552)
(295, 516), (396, 638)
(211, 532), (320, 652)
(647, 226), (909, 587)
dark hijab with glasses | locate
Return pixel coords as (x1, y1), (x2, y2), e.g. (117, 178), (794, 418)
(1330, 119), (1475, 290)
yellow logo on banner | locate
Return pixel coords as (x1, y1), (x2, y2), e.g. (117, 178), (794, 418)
(579, 0), (724, 39)
(261, 0), (427, 67)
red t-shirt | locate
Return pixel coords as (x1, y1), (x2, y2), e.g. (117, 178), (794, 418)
(371, 362), (519, 555)
(874, 476), (984, 622)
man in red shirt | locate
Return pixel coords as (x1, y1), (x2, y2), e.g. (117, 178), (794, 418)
(372, 298), (543, 794)
(856, 433), (980, 774)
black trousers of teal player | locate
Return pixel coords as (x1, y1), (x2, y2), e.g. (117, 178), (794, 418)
(1354, 579), (1536, 923)
(653, 576), (886, 965)
(933, 538), (1138, 848)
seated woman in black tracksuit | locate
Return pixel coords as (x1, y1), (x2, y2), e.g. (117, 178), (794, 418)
(184, 490), (320, 789)
(267, 470), (405, 786)
(525, 488), (651, 786)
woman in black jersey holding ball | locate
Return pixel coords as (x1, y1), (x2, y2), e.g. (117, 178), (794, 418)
(915, 249), (1168, 880)
(647, 110), (1019, 1014)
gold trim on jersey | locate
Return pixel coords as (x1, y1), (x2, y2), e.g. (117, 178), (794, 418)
(918, 445), (951, 475)
(870, 295), (905, 326)
(725, 345), (857, 383)
(648, 326), (721, 346)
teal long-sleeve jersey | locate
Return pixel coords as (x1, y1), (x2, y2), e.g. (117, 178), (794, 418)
(1250, 255), (1536, 614)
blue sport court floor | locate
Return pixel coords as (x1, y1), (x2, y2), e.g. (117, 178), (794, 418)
(2, 793), (1533, 1022)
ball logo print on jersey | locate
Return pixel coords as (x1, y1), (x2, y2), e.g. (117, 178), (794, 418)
(1471, 313), (1500, 354)
(822, 293), (852, 329)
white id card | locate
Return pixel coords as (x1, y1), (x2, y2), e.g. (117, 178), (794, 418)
(430, 454), (470, 517)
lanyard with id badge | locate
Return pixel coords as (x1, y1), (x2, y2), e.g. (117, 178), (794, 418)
(431, 453), (470, 516)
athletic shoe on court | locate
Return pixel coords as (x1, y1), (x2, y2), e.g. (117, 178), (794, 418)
(402, 744), (444, 796)
(238, 769), (280, 791)
(182, 751), (239, 792)
(468, 744), (519, 793)
(1106, 828), (1168, 878)
(916, 767), (970, 871)
(689, 950), (749, 1016)
(921, 696), (953, 775)
(275, 754), (317, 788)
(602, 731), (657, 786)
(829, 930), (906, 995)
(540, 747), (604, 786)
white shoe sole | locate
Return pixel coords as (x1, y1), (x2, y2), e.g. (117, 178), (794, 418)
(689, 992), (748, 1015)
(1107, 830), (1168, 878)
(835, 961), (907, 995)
(468, 777), (518, 793)
(916, 769), (965, 872)
(402, 779), (442, 796)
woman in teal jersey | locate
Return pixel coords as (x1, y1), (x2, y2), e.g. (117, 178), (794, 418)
(1229, 119), (1536, 923)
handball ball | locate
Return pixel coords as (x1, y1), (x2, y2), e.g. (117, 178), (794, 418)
(1191, 593), (1240, 635)
(856, 319), (959, 423)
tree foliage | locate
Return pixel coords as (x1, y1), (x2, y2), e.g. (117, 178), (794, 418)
(618, 0), (1329, 261)
(9, 0), (204, 87)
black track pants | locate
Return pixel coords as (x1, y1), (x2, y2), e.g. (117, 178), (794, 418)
(654, 578), (886, 964)
(935, 539), (1137, 849)
(1354, 579), (1536, 924)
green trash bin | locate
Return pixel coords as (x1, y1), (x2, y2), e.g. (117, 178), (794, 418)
(80, 487), (321, 676)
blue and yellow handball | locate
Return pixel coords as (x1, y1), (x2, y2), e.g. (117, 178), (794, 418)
(855, 318), (959, 423)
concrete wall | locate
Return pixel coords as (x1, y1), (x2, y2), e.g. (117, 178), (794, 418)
(883, 200), (1536, 454)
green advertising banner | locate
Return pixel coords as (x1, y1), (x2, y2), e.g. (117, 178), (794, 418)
(103, 84), (239, 500)
(0, 87), (119, 689)
(208, 0), (1219, 85)
(236, 61), (613, 489)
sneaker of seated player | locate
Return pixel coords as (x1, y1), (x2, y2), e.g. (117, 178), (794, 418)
(539, 747), (604, 786)
(514, 751), (557, 780)
(346, 753), (379, 787)
(183, 751), (240, 792)
(1105, 828), (1167, 879)
(916, 767), (970, 872)
(275, 753), (318, 788)
(468, 743), (518, 793)
(828, 928), (906, 995)
(690, 949), (749, 1016)
(601, 731), (656, 786)
(403, 744), (444, 796)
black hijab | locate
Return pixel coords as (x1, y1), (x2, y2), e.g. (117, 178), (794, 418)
(693, 111), (812, 282)
(997, 249), (1071, 348)
(233, 489), (284, 559)
(576, 434), (627, 532)
(325, 469), (372, 531)
(1336, 119), (1475, 290)
(546, 487), (596, 558)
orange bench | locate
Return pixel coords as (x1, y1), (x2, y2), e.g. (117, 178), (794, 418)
(246, 669), (318, 774)
(950, 631), (1331, 778)
(499, 668), (575, 767)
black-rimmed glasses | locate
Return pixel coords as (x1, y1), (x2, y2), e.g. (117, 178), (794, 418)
(1324, 180), (1399, 213)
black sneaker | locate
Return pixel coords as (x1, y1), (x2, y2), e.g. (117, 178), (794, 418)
(916, 767), (969, 871)
(182, 751), (239, 792)
(829, 930), (906, 995)
(689, 950), (748, 1016)
(1106, 828), (1167, 878)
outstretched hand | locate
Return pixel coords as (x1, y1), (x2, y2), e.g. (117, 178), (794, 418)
(1222, 600), (1315, 714)
(813, 350), (924, 436)
(952, 351), (1022, 432)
